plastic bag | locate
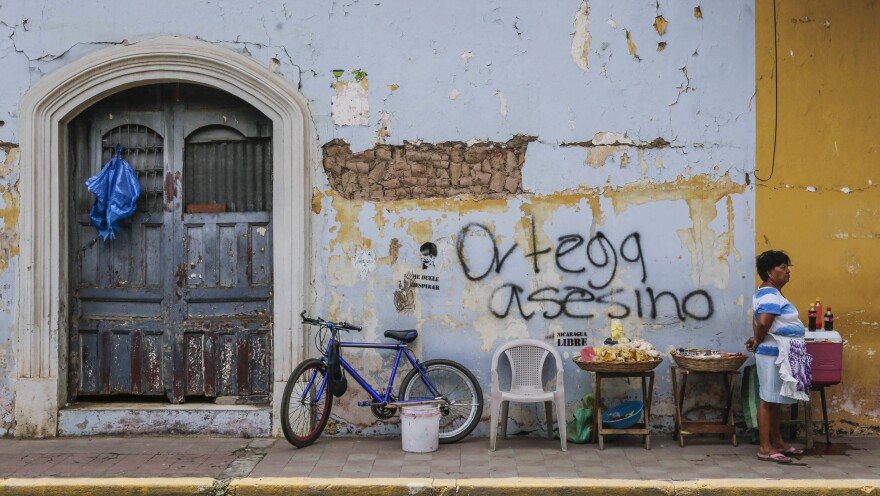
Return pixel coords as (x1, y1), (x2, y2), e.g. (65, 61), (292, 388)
(567, 393), (594, 444)
(86, 144), (142, 240)
(741, 364), (760, 430)
(567, 407), (593, 444)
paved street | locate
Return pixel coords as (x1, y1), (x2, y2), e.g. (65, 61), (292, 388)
(2, 434), (879, 480)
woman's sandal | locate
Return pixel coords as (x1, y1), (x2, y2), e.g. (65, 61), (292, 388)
(783, 447), (804, 456)
(757, 452), (793, 464)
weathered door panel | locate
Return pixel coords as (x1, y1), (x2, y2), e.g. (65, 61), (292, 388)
(183, 328), (271, 400)
(178, 215), (273, 398)
(68, 84), (274, 404)
(184, 216), (272, 310)
(179, 104), (273, 400)
(69, 102), (172, 399)
(76, 323), (165, 396)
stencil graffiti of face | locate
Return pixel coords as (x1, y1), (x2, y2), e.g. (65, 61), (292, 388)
(420, 242), (438, 270)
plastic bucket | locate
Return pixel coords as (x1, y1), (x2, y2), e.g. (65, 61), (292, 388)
(400, 405), (440, 453)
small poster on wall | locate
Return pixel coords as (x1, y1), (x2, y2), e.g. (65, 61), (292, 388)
(393, 240), (442, 313)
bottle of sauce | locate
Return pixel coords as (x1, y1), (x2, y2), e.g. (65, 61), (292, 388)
(807, 303), (817, 331)
(824, 307), (834, 331)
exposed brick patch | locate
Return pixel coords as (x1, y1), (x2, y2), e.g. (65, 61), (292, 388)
(322, 136), (535, 201)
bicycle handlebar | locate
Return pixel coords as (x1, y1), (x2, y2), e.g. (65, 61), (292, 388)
(300, 311), (362, 332)
(336, 322), (363, 332)
(301, 313), (322, 326)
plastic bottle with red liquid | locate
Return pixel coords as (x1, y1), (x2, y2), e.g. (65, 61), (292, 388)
(824, 307), (834, 331)
(814, 298), (823, 329)
(807, 303), (817, 331)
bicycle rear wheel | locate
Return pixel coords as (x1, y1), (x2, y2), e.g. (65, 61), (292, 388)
(281, 358), (333, 448)
(400, 359), (483, 443)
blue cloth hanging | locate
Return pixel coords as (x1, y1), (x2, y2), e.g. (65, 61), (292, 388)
(85, 144), (143, 241)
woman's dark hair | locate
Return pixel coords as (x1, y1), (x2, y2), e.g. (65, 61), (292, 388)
(756, 250), (791, 282)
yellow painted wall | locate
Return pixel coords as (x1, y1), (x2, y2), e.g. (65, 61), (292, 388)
(757, 0), (880, 432)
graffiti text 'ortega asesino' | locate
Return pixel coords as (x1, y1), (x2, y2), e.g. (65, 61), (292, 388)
(456, 221), (713, 321)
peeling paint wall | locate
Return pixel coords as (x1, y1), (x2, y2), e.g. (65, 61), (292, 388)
(756, 0), (880, 435)
(0, 0), (756, 437)
(308, 0), (756, 435)
(0, 142), (20, 436)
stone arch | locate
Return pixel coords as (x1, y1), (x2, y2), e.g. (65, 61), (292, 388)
(15, 37), (312, 437)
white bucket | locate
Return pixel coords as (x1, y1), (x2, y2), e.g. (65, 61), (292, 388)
(400, 405), (441, 453)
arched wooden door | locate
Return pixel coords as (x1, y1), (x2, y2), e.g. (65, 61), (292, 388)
(68, 84), (273, 404)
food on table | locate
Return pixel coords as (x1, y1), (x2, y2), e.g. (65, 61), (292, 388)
(674, 348), (746, 359)
(580, 345), (597, 362)
(591, 338), (660, 363)
(610, 319), (629, 344)
(578, 320), (660, 363)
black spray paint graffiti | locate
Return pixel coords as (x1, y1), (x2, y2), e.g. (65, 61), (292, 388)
(455, 220), (714, 321)
(420, 242), (438, 269)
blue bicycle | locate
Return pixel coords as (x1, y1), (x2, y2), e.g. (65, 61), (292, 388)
(280, 312), (484, 448)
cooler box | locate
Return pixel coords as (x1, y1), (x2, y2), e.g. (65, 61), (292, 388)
(806, 340), (842, 385)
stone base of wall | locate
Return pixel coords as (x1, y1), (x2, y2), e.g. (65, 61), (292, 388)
(58, 404), (270, 437)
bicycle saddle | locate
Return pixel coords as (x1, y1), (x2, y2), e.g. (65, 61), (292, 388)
(384, 329), (418, 343)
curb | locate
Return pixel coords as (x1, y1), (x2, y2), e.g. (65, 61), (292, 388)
(1, 477), (879, 495)
(0, 478), (217, 496)
(230, 478), (880, 496)
(674, 479), (880, 496)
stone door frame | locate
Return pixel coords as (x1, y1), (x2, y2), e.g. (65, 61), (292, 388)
(14, 36), (312, 437)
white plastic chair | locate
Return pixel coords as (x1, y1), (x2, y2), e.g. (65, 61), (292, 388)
(489, 338), (566, 451)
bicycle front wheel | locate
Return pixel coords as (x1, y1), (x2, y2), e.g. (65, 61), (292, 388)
(280, 358), (333, 448)
(400, 359), (483, 443)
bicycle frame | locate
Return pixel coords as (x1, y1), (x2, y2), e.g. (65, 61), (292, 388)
(303, 332), (444, 407)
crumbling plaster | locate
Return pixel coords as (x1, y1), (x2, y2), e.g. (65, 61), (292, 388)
(0, 0), (757, 437)
(0, 143), (21, 437)
(4, 1), (754, 151)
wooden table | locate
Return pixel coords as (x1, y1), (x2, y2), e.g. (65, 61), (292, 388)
(788, 384), (832, 450)
(593, 371), (655, 450)
(671, 366), (738, 447)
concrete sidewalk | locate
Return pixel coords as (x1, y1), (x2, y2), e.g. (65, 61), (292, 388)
(1, 434), (879, 494)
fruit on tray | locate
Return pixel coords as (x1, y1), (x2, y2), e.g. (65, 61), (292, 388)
(675, 348), (746, 359)
(610, 320), (627, 343)
(593, 338), (660, 363)
(578, 320), (661, 363)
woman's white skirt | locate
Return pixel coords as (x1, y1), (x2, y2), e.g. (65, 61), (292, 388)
(756, 353), (797, 404)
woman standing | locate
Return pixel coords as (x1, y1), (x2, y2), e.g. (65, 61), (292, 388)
(745, 250), (810, 464)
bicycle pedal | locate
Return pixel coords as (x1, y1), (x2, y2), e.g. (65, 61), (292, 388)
(357, 400), (371, 407)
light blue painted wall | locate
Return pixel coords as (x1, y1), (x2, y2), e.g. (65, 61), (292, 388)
(0, 0), (755, 437)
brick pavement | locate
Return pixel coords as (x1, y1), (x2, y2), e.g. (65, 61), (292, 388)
(0, 437), (249, 478)
(252, 436), (880, 480)
(2, 434), (879, 481)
